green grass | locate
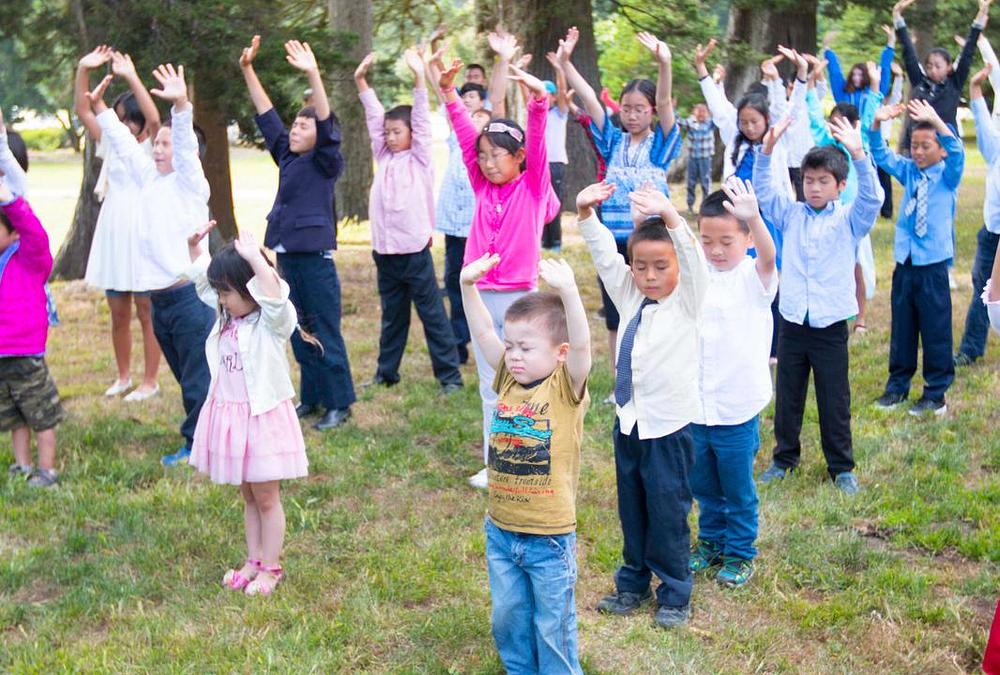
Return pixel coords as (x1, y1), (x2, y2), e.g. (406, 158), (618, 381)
(2, 142), (998, 673)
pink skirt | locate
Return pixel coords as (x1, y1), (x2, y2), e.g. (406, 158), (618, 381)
(190, 397), (308, 485)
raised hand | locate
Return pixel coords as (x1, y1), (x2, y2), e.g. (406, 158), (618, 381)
(403, 47), (424, 78)
(240, 35), (261, 69)
(508, 64), (546, 99)
(538, 258), (577, 292)
(972, 62), (993, 90)
(150, 63), (188, 105)
(893, 0), (918, 20)
(874, 102), (905, 122)
(761, 116), (792, 155)
(720, 177), (760, 221)
(629, 185), (676, 220)
(545, 50), (564, 72)
(79, 45), (112, 70)
(761, 54), (784, 81)
(891, 61), (904, 77)
(713, 63), (727, 84)
(882, 25), (897, 47)
(515, 53), (533, 70)
(866, 60), (882, 87)
(233, 228), (265, 264)
(907, 98), (942, 124)
(977, 0), (993, 24)
(954, 34), (967, 48)
(822, 31), (837, 49)
(488, 30), (518, 62)
(438, 58), (463, 90)
(86, 73), (114, 107)
(187, 220), (216, 250)
(829, 117), (864, 158)
(354, 52), (376, 82)
(460, 252), (501, 286)
(694, 39), (718, 68)
(777, 45), (807, 74)
(285, 40), (319, 74)
(636, 31), (671, 64)
(576, 181), (616, 210)
(111, 51), (138, 79)
(558, 27), (579, 64)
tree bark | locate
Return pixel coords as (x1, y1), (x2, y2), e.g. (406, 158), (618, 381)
(51, 136), (102, 280)
(193, 92), (238, 242)
(328, 0), (373, 224)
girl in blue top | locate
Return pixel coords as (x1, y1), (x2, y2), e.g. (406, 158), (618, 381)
(822, 27), (895, 109)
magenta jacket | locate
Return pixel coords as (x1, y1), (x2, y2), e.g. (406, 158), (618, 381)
(447, 94), (560, 292)
(0, 197), (52, 356)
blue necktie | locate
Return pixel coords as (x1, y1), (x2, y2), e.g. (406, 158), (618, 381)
(614, 298), (655, 407)
(904, 171), (929, 238)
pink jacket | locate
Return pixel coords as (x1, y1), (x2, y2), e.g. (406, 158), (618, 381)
(447, 95), (560, 291)
(0, 197), (51, 356)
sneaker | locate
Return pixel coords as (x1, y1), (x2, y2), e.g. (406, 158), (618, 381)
(875, 391), (907, 409)
(716, 557), (755, 588)
(654, 604), (691, 628)
(8, 463), (33, 478)
(161, 446), (191, 467)
(27, 468), (58, 488)
(953, 352), (976, 367)
(104, 378), (133, 397)
(758, 463), (786, 484)
(690, 540), (723, 572)
(468, 467), (488, 489)
(596, 589), (653, 616)
(440, 382), (463, 395)
(908, 397), (947, 417)
(833, 471), (860, 495)
(123, 384), (160, 402)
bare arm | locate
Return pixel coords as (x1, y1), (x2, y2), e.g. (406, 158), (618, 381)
(486, 30), (517, 119)
(239, 35), (274, 114)
(460, 254), (506, 369)
(538, 259), (591, 396)
(111, 51), (161, 138)
(546, 51), (569, 114)
(721, 177), (775, 284)
(558, 27), (605, 131)
(637, 32), (675, 130)
(75, 45), (112, 141)
(286, 40), (330, 121)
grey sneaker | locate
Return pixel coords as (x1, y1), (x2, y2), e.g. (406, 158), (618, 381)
(833, 471), (860, 495)
(27, 468), (58, 488)
(953, 352), (975, 367)
(908, 397), (947, 417)
(758, 463), (786, 484)
(875, 392), (907, 409)
(654, 604), (691, 628)
(596, 589), (653, 616)
(8, 463), (33, 478)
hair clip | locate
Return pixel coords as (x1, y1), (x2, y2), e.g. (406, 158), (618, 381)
(484, 122), (524, 143)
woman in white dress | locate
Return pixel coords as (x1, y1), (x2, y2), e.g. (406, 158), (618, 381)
(75, 46), (162, 400)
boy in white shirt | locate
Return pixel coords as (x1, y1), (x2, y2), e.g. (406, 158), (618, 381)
(91, 63), (214, 466)
(689, 180), (777, 589)
(577, 180), (708, 629)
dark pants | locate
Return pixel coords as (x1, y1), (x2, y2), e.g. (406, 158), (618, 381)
(788, 167), (805, 202)
(542, 162), (566, 250)
(598, 239), (630, 331)
(612, 420), (694, 608)
(958, 226), (1000, 360)
(877, 165), (894, 219)
(150, 283), (214, 447)
(277, 252), (356, 411)
(444, 234), (470, 356)
(687, 156), (712, 210)
(885, 259), (954, 401)
(770, 291), (781, 359)
(372, 247), (462, 386)
(773, 317), (854, 477)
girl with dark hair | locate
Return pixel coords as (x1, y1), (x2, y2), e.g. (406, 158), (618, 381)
(185, 225), (308, 598)
(75, 46), (163, 403)
(822, 27), (895, 109)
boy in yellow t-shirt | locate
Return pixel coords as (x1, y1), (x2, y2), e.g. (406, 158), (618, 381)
(460, 253), (591, 674)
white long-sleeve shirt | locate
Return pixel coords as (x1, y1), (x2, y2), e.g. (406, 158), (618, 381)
(0, 129), (27, 197)
(97, 106), (210, 290)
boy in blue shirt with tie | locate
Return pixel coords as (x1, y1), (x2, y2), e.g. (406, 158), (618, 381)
(869, 99), (964, 416)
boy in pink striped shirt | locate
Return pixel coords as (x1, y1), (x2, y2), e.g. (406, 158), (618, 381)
(355, 48), (463, 394)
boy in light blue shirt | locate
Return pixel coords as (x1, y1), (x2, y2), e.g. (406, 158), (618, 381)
(752, 115), (883, 494)
(868, 99), (964, 416)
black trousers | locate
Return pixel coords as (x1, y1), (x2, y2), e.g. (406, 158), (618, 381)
(150, 283), (215, 447)
(877, 165), (894, 219)
(773, 317), (854, 477)
(788, 166), (805, 202)
(541, 162), (566, 250)
(372, 247), (462, 386)
(958, 226), (1000, 360)
(885, 259), (954, 401)
(443, 234), (470, 351)
(277, 252), (356, 411)
(613, 421), (694, 608)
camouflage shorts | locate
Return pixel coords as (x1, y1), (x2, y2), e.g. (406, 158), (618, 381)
(0, 357), (66, 432)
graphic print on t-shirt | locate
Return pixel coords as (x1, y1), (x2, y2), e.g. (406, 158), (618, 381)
(489, 400), (553, 502)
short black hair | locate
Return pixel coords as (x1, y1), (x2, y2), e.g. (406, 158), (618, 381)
(6, 130), (28, 172)
(385, 104), (412, 130)
(830, 102), (859, 126)
(699, 189), (748, 233)
(620, 78), (656, 108)
(504, 291), (568, 345)
(801, 145), (849, 183)
(926, 48), (952, 66)
(459, 82), (487, 100)
(466, 63), (487, 76)
(0, 210), (11, 234)
(626, 218), (675, 258)
(910, 121), (943, 146)
(112, 91), (147, 133)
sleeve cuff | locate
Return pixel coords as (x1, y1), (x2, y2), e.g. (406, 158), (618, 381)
(894, 17), (906, 29)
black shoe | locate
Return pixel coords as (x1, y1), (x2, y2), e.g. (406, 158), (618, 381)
(908, 397), (947, 417)
(875, 391), (907, 409)
(596, 589), (652, 616)
(456, 342), (469, 365)
(953, 351), (976, 367)
(313, 408), (351, 430)
(654, 604), (691, 628)
(440, 382), (463, 395)
(362, 374), (397, 388)
(295, 403), (321, 419)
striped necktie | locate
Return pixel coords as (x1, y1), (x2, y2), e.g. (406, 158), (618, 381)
(904, 171), (929, 238)
(614, 298), (655, 407)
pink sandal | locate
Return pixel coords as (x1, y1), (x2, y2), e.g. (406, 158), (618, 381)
(244, 564), (284, 597)
(222, 559), (260, 590)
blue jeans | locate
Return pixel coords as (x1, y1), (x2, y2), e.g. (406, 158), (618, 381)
(485, 519), (581, 675)
(686, 156), (712, 210)
(958, 226), (999, 360)
(690, 417), (761, 560)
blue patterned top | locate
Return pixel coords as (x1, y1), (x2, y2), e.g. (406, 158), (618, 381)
(435, 133), (476, 238)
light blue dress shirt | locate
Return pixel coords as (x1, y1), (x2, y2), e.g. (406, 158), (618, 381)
(971, 97), (1000, 235)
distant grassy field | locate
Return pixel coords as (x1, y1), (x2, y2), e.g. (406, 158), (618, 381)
(1, 140), (997, 673)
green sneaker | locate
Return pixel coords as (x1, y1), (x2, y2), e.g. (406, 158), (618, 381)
(689, 539), (723, 572)
(716, 556), (754, 588)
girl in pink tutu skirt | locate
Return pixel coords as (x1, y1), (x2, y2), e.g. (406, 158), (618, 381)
(186, 222), (309, 597)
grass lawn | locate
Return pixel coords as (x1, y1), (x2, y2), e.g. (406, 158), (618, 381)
(1, 142), (998, 673)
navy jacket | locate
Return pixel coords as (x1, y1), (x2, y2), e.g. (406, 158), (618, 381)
(255, 108), (344, 252)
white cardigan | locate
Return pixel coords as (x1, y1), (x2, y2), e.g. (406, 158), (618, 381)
(186, 255), (298, 416)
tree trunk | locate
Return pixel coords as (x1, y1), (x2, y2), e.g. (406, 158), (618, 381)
(193, 92), (238, 242)
(479, 0), (602, 205)
(328, 0), (373, 224)
(51, 136), (102, 280)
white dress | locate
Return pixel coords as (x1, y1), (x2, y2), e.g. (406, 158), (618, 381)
(84, 137), (151, 291)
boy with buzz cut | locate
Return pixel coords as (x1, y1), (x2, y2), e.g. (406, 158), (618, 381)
(461, 252), (591, 673)
(753, 115), (883, 495)
(689, 179), (777, 589)
(868, 99), (964, 417)
(577, 180), (708, 629)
